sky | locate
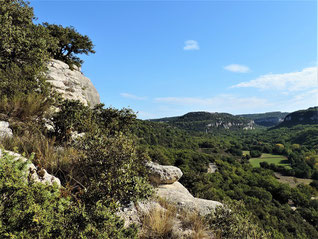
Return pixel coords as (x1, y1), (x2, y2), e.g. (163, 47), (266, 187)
(30, 0), (317, 119)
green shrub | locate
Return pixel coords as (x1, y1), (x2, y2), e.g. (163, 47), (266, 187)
(0, 152), (138, 238)
(76, 132), (152, 206)
(250, 150), (262, 158)
(206, 201), (272, 239)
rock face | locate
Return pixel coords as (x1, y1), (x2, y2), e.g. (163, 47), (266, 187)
(118, 162), (222, 238)
(0, 121), (13, 138)
(46, 59), (100, 107)
(146, 162), (183, 184)
(0, 149), (61, 186)
(147, 161), (222, 215)
(157, 182), (222, 216)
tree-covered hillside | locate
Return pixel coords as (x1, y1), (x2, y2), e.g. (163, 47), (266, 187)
(150, 111), (255, 132)
(239, 111), (289, 127)
(277, 107), (318, 128)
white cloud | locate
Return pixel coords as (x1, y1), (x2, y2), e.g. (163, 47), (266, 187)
(120, 93), (147, 100)
(155, 95), (271, 113)
(224, 64), (250, 73)
(183, 40), (199, 51)
(232, 66), (318, 92)
(282, 89), (318, 111)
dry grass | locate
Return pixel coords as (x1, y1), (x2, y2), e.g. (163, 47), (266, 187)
(0, 132), (83, 186)
(180, 211), (210, 239)
(139, 202), (176, 239)
(0, 93), (52, 121)
(139, 197), (212, 239)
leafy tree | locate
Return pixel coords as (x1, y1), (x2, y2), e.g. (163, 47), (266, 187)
(250, 150), (262, 158)
(0, 0), (54, 71)
(43, 22), (95, 67)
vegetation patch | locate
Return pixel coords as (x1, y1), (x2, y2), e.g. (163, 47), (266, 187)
(274, 173), (313, 188)
(250, 153), (291, 168)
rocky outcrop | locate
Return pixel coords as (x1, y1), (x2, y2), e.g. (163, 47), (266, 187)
(146, 162), (183, 184)
(157, 181), (222, 216)
(0, 149), (61, 186)
(118, 162), (222, 238)
(146, 161), (222, 216)
(0, 121), (13, 138)
(46, 59), (100, 107)
(207, 163), (218, 173)
(120, 162), (222, 222)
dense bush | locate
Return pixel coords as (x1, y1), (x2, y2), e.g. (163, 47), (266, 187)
(0, 151), (138, 238)
(250, 150), (262, 158)
(207, 201), (271, 239)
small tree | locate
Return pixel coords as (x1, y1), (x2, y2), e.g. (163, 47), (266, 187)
(43, 23), (95, 67)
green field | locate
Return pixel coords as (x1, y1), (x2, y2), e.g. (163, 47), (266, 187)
(243, 150), (250, 156)
(249, 153), (291, 169)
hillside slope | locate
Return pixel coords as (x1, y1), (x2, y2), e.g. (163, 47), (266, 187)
(239, 111), (289, 127)
(151, 111), (255, 132)
(277, 107), (318, 127)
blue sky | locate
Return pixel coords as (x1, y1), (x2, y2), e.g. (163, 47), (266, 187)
(30, 0), (317, 119)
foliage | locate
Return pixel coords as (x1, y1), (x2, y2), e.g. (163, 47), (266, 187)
(0, 92), (54, 122)
(277, 107), (318, 128)
(207, 201), (271, 239)
(76, 132), (152, 206)
(0, 0), (53, 71)
(0, 152), (138, 238)
(43, 22), (95, 67)
(53, 100), (136, 142)
(250, 150), (262, 158)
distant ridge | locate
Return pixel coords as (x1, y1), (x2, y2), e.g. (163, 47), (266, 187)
(238, 111), (289, 127)
(150, 111), (255, 132)
(276, 107), (318, 127)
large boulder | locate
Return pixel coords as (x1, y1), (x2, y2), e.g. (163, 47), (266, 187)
(146, 161), (222, 215)
(147, 161), (183, 184)
(0, 121), (13, 138)
(157, 182), (222, 216)
(46, 59), (100, 107)
(0, 149), (61, 186)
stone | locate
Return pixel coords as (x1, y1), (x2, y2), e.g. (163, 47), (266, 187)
(157, 182), (222, 216)
(207, 163), (218, 173)
(117, 200), (163, 227)
(46, 59), (100, 107)
(146, 161), (183, 184)
(0, 121), (13, 138)
(0, 149), (61, 186)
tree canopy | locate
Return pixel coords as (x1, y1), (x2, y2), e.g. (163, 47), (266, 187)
(43, 23), (95, 67)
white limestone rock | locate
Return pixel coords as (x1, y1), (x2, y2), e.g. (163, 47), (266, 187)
(146, 161), (183, 184)
(46, 59), (100, 107)
(157, 182), (222, 216)
(0, 121), (13, 138)
(0, 149), (61, 186)
(117, 200), (163, 227)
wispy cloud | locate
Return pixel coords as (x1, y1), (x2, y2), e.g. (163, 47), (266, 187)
(120, 93), (147, 100)
(282, 89), (318, 111)
(155, 95), (271, 113)
(224, 64), (250, 73)
(183, 40), (200, 51)
(232, 66), (317, 91)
